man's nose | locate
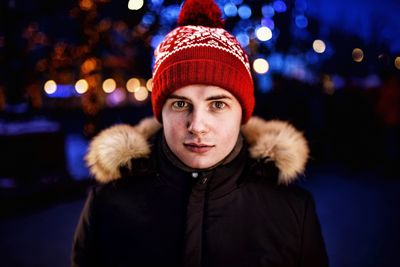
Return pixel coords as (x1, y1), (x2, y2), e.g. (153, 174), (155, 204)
(187, 109), (209, 135)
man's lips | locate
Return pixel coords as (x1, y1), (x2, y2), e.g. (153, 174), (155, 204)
(183, 143), (215, 153)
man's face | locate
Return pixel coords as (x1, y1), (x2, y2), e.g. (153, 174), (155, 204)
(162, 84), (242, 169)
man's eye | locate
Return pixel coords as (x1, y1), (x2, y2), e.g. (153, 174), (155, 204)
(211, 101), (226, 110)
(172, 101), (189, 109)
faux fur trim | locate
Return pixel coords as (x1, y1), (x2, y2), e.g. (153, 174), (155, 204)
(241, 117), (309, 185)
(85, 117), (309, 185)
(85, 118), (161, 183)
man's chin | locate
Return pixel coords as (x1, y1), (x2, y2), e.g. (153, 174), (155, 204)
(183, 159), (215, 170)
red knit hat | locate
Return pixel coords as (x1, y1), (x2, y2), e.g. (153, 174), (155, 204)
(151, 0), (254, 124)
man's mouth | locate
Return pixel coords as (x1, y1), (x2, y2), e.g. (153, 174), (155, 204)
(183, 143), (215, 153)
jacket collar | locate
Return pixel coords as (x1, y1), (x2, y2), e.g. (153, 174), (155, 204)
(154, 131), (247, 197)
(85, 117), (309, 185)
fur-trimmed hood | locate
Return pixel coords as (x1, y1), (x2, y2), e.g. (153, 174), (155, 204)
(85, 117), (309, 185)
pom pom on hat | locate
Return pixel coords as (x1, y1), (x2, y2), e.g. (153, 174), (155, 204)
(178, 0), (224, 28)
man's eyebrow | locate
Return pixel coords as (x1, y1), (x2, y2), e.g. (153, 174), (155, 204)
(167, 94), (190, 100)
(205, 94), (233, 101)
(167, 94), (233, 101)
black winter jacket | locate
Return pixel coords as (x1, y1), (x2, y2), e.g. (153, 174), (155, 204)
(72, 117), (329, 267)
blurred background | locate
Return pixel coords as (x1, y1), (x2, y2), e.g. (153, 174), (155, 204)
(0, 0), (399, 266)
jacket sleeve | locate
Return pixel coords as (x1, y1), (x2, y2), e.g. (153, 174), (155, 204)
(71, 187), (98, 267)
(299, 193), (330, 267)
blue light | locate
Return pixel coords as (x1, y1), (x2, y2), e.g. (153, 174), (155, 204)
(295, 0), (307, 11)
(224, 3), (237, 17)
(295, 15), (308, 29)
(142, 13), (156, 26)
(261, 18), (275, 30)
(306, 51), (318, 64)
(238, 5), (252, 19)
(257, 74), (273, 93)
(236, 19), (253, 31)
(160, 5), (180, 24)
(236, 32), (249, 47)
(151, 34), (165, 49)
(151, 0), (164, 5)
(332, 75), (346, 89)
(262, 5), (275, 18)
(47, 84), (78, 98)
(232, 0), (243, 5)
(268, 53), (284, 71)
(273, 1), (287, 13)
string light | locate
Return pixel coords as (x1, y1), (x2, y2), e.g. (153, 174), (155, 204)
(238, 5), (252, 19)
(253, 58), (270, 74)
(102, 78), (116, 93)
(313, 40), (326, 53)
(224, 3), (237, 17)
(128, 0), (144, 11)
(352, 48), (364, 62)
(256, 26), (272, 42)
(134, 86), (149, 101)
(44, 80), (57, 95)
(126, 78), (141, 92)
(75, 79), (89, 94)
(394, 57), (400, 70)
(146, 78), (153, 92)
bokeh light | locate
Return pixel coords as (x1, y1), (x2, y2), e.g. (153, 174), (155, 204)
(128, 0), (144, 11)
(253, 58), (270, 74)
(238, 5), (252, 19)
(44, 80), (57, 95)
(134, 86), (149, 101)
(106, 88), (126, 107)
(262, 5), (275, 18)
(224, 3), (238, 17)
(81, 58), (97, 74)
(232, 0), (243, 4)
(236, 32), (250, 48)
(352, 48), (364, 62)
(126, 78), (141, 93)
(394, 57), (400, 70)
(102, 78), (116, 93)
(313, 39), (326, 53)
(261, 18), (275, 30)
(146, 78), (153, 92)
(273, 1), (287, 13)
(79, 0), (93, 11)
(295, 15), (308, 29)
(142, 13), (156, 27)
(75, 79), (89, 94)
(256, 26), (273, 42)
(295, 0), (307, 11)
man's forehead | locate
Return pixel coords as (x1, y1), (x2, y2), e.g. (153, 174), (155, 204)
(168, 85), (236, 101)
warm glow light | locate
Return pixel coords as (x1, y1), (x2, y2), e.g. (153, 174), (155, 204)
(81, 58), (97, 74)
(313, 39), (326, 53)
(126, 78), (141, 92)
(146, 78), (153, 91)
(256, 27), (272, 41)
(134, 86), (149, 101)
(128, 0), (144, 10)
(322, 75), (335, 95)
(75, 79), (89, 94)
(102, 78), (116, 93)
(44, 80), (57, 94)
(79, 0), (93, 10)
(352, 48), (364, 62)
(394, 57), (400, 70)
(253, 58), (269, 74)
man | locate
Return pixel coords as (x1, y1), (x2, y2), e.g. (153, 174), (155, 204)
(71, 0), (329, 266)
